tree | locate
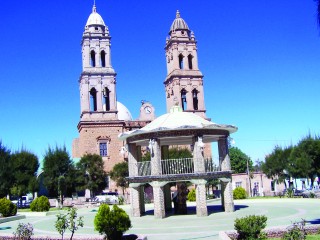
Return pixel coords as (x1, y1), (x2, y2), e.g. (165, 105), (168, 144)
(10, 150), (39, 200)
(229, 147), (253, 174)
(94, 204), (131, 240)
(168, 147), (192, 159)
(289, 135), (320, 187)
(109, 162), (128, 195)
(75, 154), (107, 197)
(55, 207), (84, 240)
(0, 141), (13, 198)
(42, 146), (75, 198)
(262, 145), (292, 188)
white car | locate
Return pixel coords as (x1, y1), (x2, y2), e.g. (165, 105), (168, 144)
(95, 192), (119, 204)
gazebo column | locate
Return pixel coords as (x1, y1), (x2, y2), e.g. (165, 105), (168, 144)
(150, 181), (167, 218)
(191, 179), (208, 217)
(128, 143), (144, 217)
(218, 137), (231, 171)
(193, 136), (205, 173)
(139, 185), (145, 214)
(220, 178), (234, 212)
(150, 139), (162, 175)
(164, 184), (172, 212)
(129, 183), (144, 217)
(128, 143), (139, 177)
(218, 137), (234, 212)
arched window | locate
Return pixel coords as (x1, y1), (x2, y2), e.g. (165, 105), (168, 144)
(188, 54), (193, 70)
(103, 87), (110, 111)
(179, 54), (184, 69)
(90, 50), (96, 67)
(181, 89), (187, 110)
(192, 89), (198, 110)
(100, 50), (106, 67)
(90, 88), (97, 111)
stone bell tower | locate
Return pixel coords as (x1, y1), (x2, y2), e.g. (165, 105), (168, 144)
(79, 3), (117, 121)
(164, 10), (206, 118)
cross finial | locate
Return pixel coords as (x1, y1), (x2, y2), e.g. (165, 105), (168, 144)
(92, 0), (97, 13)
(176, 10), (180, 18)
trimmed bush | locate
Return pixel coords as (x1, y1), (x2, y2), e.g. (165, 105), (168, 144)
(30, 196), (50, 212)
(94, 204), (131, 240)
(234, 215), (267, 240)
(233, 187), (247, 200)
(187, 189), (196, 202)
(0, 198), (17, 217)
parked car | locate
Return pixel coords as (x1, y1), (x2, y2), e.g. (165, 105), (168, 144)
(95, 192), (119, 204)
(11, 195), (33, 208)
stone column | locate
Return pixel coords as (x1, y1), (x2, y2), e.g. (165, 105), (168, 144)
(150, 181), (167, 218)
(220, 178), (234, 212)
(96, 82), (103, 111)
(218, 137), (231, 171)
(139, 185), (145, 214)
(191, 179), (208, 217)
(193, 136), (205, 173)
(129, 183), (142, 217)
(220, 179), (225, 210)
(128, 143), (138, 177)
(163, 184), (172, 212)
(150, 139), (162, 176)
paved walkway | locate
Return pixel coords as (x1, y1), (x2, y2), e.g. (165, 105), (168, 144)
(0, 198), (319, 240)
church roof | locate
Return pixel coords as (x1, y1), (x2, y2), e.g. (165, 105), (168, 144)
(169, 10), (190, 33)
(118, 106), (237, 141)
(86, 4), (105, 27)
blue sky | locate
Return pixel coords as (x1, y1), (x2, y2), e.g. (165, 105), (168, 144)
(0, 1), (319, 163)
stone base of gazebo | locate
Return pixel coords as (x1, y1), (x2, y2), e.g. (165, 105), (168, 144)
(128, 171), (234, 218)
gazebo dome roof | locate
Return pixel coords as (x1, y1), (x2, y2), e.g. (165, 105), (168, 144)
(118, 106), (237, 143)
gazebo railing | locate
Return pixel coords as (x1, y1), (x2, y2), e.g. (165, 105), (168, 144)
(137, 161), (151, 176)
(131, 158), (218, 177)
(161, 158), (194, 175)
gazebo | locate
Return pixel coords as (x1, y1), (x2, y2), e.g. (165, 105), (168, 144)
(118, 106), (238, 218)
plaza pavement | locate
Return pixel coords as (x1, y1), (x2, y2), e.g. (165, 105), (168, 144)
(0, 198), (319, 240)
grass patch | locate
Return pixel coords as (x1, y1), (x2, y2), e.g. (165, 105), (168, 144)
(269, 234), (320, 240)
(18, 207), (70, 212)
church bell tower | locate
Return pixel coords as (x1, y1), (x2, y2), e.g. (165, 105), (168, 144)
(79, 4), (117, 121)
(164, 11), (206, 118)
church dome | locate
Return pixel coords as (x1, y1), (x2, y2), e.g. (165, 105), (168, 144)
(169, 10), (190, 34)
(86, 4), (105, 27)
(117, 101), (133, 121)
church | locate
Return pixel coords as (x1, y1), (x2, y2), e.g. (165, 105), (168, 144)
(72, 4), (213, 191)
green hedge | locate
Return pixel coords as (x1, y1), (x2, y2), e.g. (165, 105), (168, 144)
(187, 189), (196, 202)
(234, 215), (267, 240)
(233, 187), (247, 200)
(0, 198), (17, 217)
(30, 196), (50, 212)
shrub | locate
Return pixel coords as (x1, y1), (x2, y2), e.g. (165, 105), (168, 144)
(234, 215), (267, 240)
(0, 197), (17, 217)
(187, 189), (196, 202)
(282, 219), (306, 240)
(118, 196), (125, 205)
(55, 207), (84, 240)
(233, 187), (247, 200)
(94, 204), (132, 240)
(30, 196), (50, 212)
(286, 188), (294, 198)
(13, 223), (34, 240)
